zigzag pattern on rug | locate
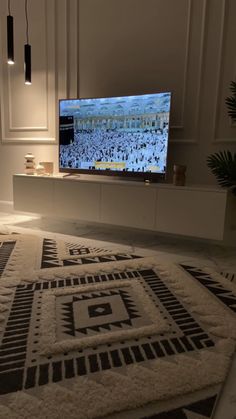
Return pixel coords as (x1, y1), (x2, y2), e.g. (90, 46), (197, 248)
(0, 269), (217, 394)
(142, 394), (218, 419)
(180, 265), (236, 313)
(41, 238), (141, 269)
(220, 271), (235, 284)
(0, 232), (235, 419)
(0, 241), (16, 277)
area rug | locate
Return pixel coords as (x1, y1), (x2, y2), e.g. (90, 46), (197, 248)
(0, 231), (235, 419)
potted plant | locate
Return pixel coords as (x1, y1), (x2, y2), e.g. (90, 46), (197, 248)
(207, 81), (236, 195)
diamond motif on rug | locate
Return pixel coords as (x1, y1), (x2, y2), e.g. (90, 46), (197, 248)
(57, 286), (146, 337)
(0, 232), (235, 419)
(88, 302), (112, 317)
(0, 267), (231, 397)
(41, 277), (168, 354)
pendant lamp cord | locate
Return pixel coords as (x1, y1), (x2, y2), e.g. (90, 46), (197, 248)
(8, 0), (11, 15)
(25, 0), (29, 44)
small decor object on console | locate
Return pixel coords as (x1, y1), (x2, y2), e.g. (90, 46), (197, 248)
(173, 164), (186, 186)
(40, 161), (54, 175)
(24, 152), (35, 175)
(35, 163), (45, 176)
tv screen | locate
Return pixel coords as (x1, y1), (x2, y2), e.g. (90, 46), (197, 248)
(59, 92), (171, 181)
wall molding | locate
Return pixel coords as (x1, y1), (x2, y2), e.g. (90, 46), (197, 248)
(171, 0), (192, 130)
(170, 0), (207, 145)
(0, 0), (56, 143)
(1, 137), (55, 144)
(8, 126), (48, 132)
(0, 0), (233, 146)
(0, 0), (78, 144)
(211, 0), (235, 143)
(212, 0), (227, 143)
(8, 1), (49, 132)
(54, 0), (78, 146)
(170, 138), (198, 144)
(67, 0), (78, 99)
(213, 138), (236, 144)
(193, 0), (207, 140)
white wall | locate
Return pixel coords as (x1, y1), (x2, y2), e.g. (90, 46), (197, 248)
(78, 0), (236, 183)
(0, 0), (77, 201)
(0, 0), (235, 202)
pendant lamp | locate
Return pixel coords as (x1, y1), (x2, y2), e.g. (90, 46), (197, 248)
(24, 0), (31, 84)
(7, 0), (14, 64)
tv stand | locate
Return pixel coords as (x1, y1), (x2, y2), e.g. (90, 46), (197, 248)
(13, 174), (233, 241)
(62, 173), (81, 178)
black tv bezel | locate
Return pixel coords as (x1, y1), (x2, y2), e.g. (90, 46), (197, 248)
(58, 92), (172, 182)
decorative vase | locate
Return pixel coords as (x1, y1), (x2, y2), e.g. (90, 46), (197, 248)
(39, 161), (54, 175)
(24, 153), (35, 175)
(173, 164), (186, 186)
(35, 163), (45, 176)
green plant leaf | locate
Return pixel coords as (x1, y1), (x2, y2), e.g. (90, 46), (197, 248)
(208, 82), (236, 195)
(207, 151), (236, 195)
(225, 81), (236, 122)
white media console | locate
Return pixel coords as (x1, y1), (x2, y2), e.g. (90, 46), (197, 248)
(13, 174), (235, 241)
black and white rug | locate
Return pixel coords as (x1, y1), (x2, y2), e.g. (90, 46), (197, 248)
(0, 231), (235, 419)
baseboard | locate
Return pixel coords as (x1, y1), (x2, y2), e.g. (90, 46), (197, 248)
(0, 200), (14, 213)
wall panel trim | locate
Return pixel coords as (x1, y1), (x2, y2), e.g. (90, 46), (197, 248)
(170, 0), (207, 145)
(212, 0), (227, 143)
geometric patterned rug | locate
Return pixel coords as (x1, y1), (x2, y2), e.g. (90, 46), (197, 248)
(0, 232), (235, 419)
(220, 270), (235, 284)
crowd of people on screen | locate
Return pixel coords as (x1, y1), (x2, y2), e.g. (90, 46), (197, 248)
(60, 128), (168, 173)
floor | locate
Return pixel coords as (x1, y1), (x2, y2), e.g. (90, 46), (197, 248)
(0, 210), (236, 418)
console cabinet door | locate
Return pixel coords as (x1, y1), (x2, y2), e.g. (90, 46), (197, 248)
(155, 188), (227, 240)
(13, 176), (54, 215)
(100, 184), (156, 230)
(53, 179), (100, 222)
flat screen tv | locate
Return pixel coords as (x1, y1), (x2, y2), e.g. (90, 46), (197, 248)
(59, 92), (171, 181)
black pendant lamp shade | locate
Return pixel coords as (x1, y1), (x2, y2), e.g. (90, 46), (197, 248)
(24, 0), (31, 84)
(24, 43), (31, 84)
(7, 12), (14, 64)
